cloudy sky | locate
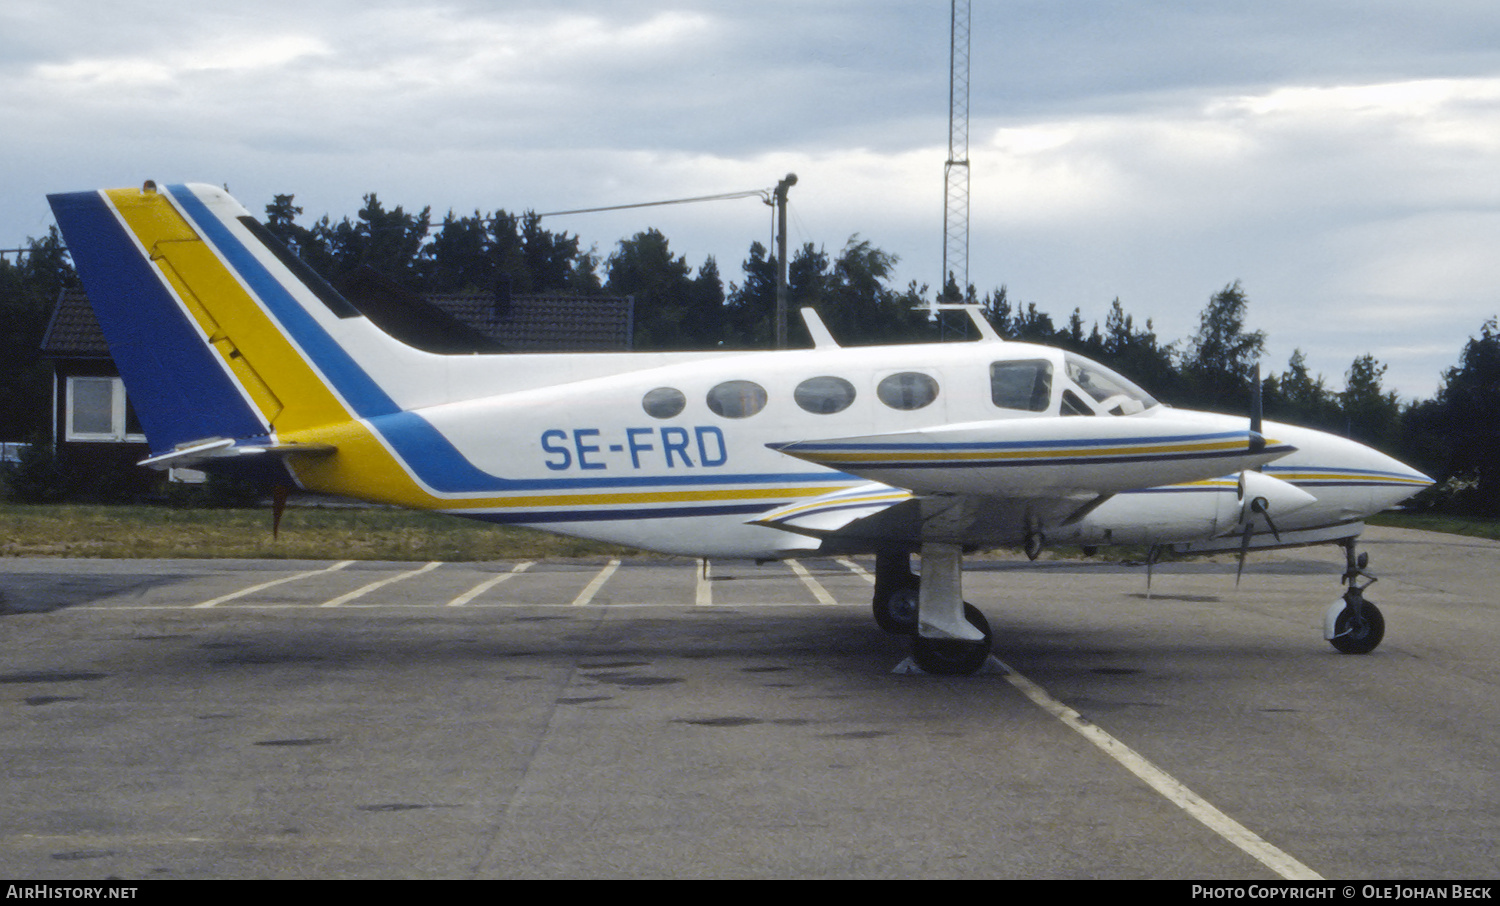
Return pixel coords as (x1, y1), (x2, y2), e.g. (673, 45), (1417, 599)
(5, 1), (1499, 400)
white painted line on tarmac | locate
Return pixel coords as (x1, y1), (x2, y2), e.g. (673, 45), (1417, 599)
(695, 559), (713, 607)
(318, 561), (443, 607)
(571, 559), (620, 606)
(192, 560), (354, 608)
(995, 656), (1323, 882)
(837, 557), (875, 584)
(787, 559), (838, 606)
(445, 561), (534, 607)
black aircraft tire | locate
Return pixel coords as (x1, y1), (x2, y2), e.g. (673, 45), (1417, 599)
(911, 604), (992, 676)
(873, 578), (921, 636)
(1329, 599), (1385, 655)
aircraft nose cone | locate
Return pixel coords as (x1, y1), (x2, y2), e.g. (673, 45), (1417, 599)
(1263, 422), (1433, 521)
(1376, 456), (1435, 506)
(1350, 444), (1434, 514)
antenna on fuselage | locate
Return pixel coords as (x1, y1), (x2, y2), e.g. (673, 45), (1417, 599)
(931, 302), (1002, 342)
(799, 307), (840, 349)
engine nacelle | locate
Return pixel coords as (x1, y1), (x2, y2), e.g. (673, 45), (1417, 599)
(1061, 470), (1317, 547)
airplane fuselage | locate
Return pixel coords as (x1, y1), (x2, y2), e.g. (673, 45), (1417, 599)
(300, 337), (1426, 559)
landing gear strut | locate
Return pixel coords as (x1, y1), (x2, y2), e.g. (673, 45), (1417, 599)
(1325, 538), (1385, 654)
(871, 546), (993, 675)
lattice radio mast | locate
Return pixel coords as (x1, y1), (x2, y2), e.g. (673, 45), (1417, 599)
(941, 0), (971, 309)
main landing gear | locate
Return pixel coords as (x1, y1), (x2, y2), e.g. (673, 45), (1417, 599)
(1325, 538), (1385, 654)
(871, 549), (994, 675)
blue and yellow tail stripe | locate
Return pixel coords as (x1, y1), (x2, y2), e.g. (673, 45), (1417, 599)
(53, 183), (850, 522)
(48, 188), (271, 451)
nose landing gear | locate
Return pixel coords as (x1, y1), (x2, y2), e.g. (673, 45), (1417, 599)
(1326, 538), (1385, 654)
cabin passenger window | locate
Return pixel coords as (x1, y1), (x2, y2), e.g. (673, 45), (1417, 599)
(642, 387), (686, 419)
(794, 376), (856, 414)
(707, 380), (768, 418)
(877, 372), (939, 410)
(990, 360), (1052, 412)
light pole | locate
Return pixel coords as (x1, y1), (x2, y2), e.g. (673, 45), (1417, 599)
(773, 173), (797, 349)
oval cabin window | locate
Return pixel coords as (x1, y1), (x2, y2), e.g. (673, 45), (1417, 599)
(706, 380), (768, 418)
(642, 387), (686, 419)
(794, 376), (857, 414)
(876, 372), (939, 410)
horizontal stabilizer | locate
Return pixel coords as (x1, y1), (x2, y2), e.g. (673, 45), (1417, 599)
(139, 437), (337, 471)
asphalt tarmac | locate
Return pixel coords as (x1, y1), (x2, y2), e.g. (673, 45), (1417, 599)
(0, 525), (1495, 880)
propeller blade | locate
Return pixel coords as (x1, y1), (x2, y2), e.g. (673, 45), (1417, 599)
(1235, 523), (1252, 587)
(1249, 362), (1266, 453)
(1250, 496), (1282, 543)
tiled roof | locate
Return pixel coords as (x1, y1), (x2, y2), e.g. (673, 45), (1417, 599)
(40, 289), (106, 357)
(42, 289), (634, 357)
(430, 293), (634, 352)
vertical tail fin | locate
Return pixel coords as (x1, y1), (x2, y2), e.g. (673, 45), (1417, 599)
(48, 182), (501, 506)
(48, 183), (278, 453)
(48, 182), (418, 450)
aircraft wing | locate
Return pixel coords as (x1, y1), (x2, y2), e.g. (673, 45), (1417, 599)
(748, 481), (1106, 552)
(749, 482), (918, 539)
(769, 415), (1293, 498)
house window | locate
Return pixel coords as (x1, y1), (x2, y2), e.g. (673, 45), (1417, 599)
(66, 377), (145, 442)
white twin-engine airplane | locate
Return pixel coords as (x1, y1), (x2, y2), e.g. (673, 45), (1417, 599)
(49, 182), (1434, 674)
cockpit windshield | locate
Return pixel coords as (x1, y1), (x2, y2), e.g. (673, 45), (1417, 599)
(1063, 353), (1159, 415)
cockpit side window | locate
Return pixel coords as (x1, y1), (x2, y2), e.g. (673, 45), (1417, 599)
(1061, 389), (1093, 416)
(990, 360), (1052, 412)
(1063, 353), (1158, 416)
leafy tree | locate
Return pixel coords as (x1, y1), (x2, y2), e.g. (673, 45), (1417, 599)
(520, 213), (583, 294)
(978, 286), (1012, 336)
(1341, 353), (1401, 450)
(1263, 349), (1341, 433)
(1099, 298), (1179, 400)
(1412, 319), (1500, 513)
(424, 210), (497, 294)
(327, 194), (431, 288)
(1011, 302), (1057, 344)
(606, 229), (700, 350)
(723, 241), (776, 347)
(0, 229), (75, 441)
(1181, 281), (1265, 412)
